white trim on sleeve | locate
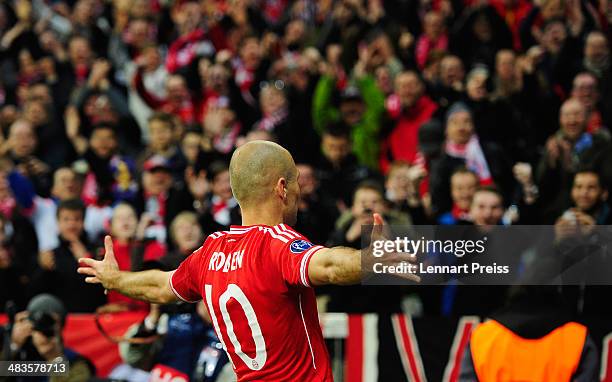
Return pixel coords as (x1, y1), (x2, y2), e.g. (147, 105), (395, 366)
(299, 245), (324, 287)
(168, 270), (201, 303)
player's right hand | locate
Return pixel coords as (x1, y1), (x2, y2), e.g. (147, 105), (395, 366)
(77, 235), (120, 289)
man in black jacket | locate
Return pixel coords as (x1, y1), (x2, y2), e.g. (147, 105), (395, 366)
(294, 163), (338, 244)
(314, 123), (377, 209)
(554, 170), (612, 316)
(28, 199), (105, 312)
(429, 102), (514, 217)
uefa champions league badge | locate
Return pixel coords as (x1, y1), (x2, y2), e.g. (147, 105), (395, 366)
(289, 240), (314, 254)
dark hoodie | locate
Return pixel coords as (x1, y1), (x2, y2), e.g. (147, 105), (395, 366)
(28, 235), (105, 312)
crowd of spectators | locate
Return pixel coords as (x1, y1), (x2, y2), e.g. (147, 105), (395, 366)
(0, 0), (611, 322)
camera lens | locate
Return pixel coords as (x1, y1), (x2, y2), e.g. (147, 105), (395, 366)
(29, 311), (57, 337)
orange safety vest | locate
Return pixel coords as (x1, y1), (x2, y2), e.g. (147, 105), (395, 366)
(470, 319), (587, 382)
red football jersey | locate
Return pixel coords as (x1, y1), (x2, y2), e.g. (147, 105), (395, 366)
(169, 224), (333, 381)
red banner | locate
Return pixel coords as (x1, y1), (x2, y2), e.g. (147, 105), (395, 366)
(0, 312), (146, 376)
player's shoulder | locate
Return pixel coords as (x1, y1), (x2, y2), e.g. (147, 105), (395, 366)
(206, 224), (314, 249)
(256, 224), (304, 244)
(258, 224), (321, 255)
(199, 231), (232, 252)
(208, 231), (228, 240)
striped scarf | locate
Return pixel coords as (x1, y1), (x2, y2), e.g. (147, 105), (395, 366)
(445, 135), (492, 185)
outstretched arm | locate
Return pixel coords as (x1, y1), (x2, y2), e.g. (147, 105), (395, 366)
(77, 236), (178, 304)
(308, 246), (364, 286)
(308, 214), (419, 286)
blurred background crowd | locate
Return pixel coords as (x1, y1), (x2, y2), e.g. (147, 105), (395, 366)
(0, 0), (610, 377)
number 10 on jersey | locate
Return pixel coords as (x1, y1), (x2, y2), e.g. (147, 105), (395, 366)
(205, 284), (268, 370)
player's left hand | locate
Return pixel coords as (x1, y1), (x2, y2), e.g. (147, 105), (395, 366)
(77, 235), (120, 289)
(365, 213), (421, 283)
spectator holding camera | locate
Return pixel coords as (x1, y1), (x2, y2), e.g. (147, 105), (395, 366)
(0, 294), (95, 381)
(329, 180), (410, 248)
(326, 181), (410, 313)
(554, 170), (610, 242)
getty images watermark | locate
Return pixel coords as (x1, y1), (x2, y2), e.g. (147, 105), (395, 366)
(361, 225), (612, 286)
(370, 235), (511, 276)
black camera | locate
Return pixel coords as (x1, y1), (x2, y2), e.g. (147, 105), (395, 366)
(29, 311), (57, 338)
(363, 208), (373, 215)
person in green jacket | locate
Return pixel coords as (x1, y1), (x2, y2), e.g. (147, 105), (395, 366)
(312, 71), (386, 170)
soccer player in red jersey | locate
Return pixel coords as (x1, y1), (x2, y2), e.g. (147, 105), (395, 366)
(78, 141), (417, 381)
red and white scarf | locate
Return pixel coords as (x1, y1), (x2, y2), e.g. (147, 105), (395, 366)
(254, 108), (288, 132)
(213, 122), (242, 154)
(211, 195), (237, 226)
(445, 136), (493, 185)
(234, 63), (257, 106)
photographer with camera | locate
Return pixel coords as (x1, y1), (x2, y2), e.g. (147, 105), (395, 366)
(325, 181), (411, 314)
(0, 294), (95, 382)
(329, 181), (411, 248)
(554, 170), (611, 241)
